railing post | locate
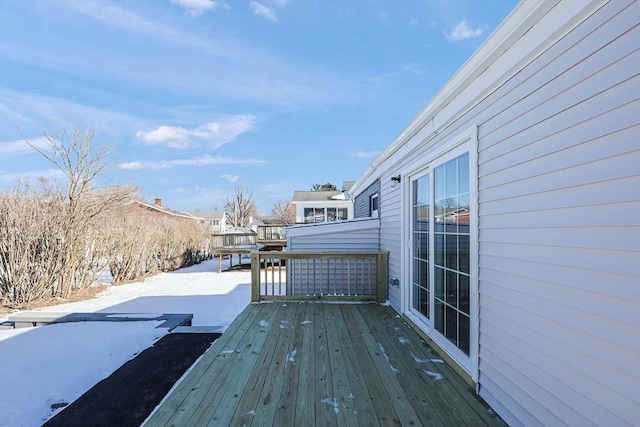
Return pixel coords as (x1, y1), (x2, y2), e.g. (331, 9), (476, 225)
(251, 251), (260, 302)
(376, 251), (389, 304)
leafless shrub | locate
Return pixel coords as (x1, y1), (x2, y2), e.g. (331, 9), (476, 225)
(1, 119), (211, 307)
(0, 184), (60, 305)
(106, 207), (211, 285)
(0, 180), (135, 307)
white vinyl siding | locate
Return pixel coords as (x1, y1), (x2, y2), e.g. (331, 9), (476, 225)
(354, 0), (639, 426)
(355, 0), (640, 426)
(473, 1), (639, 426)
(379, 176), (402, 312)
(286, 219), (379, 252)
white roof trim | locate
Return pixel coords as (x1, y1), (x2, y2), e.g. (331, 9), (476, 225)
(350, 0), (565, 197)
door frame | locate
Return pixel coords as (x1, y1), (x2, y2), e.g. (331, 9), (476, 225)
(400, 126), (479, 382)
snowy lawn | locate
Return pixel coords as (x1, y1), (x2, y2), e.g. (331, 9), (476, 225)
(0, 257), (252, 427)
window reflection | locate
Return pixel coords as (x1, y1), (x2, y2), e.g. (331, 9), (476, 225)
(433, 153), (471, 355)
(303, 207), (349, 223)
(412, 152), (471, 355)
(412, 174), (430, 320)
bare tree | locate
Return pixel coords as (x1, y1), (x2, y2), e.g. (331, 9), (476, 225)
(23, 119), (136, 298)
(311, 182), (337, 191)
(270, 200), (295, 225)
(223, 184), (258, 228)
(0, 119), (213, 307)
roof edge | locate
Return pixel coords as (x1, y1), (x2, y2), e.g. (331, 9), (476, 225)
(350, 0), (559, 196)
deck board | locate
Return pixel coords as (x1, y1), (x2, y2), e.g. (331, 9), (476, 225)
(312, 300), (337, 427)
(359, 304), (471, 426)
(366, 304), (502, 427)
(348, 304), (423, 426)
(149, 302), (270, 426)
(145, 302), (505, 427)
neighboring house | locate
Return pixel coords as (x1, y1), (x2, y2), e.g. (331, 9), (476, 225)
(291, 181), (355, 224)
(191, 210), (227, 234)
(136, 198), (199, 222)
(348, 1), (640, 426)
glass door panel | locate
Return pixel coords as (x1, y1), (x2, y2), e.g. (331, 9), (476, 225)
(411, 173), (430, 319)
(433, 153), (470, 355)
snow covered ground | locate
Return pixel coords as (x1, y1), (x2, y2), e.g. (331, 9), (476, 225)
(0, 257), (252, 427)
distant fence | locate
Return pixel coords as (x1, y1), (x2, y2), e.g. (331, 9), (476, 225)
(211, 233), (256, 250)
(250, 251), (388, 303)
(256, 225), (288, 243)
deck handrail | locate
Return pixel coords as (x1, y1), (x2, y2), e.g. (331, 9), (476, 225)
(211, 233), (256, 249)
(250, 251), (389, 303)
(255, 225), (288, 243)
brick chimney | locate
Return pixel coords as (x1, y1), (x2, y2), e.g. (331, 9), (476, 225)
(154, 198), (162, 207)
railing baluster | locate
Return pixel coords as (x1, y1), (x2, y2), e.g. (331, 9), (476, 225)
(332, 257), (336, 295)
(326, 256), (330, 296)
(347, 259), (351, 295)
(278, 258), (282, 295)
(312, 258), (316, 296)
(367, 259), (373, 295)
(339, 258), (343, 296)
(270, 257), (274, 296)
(298, 258), (302, 296)
(360, 259), (364, 296)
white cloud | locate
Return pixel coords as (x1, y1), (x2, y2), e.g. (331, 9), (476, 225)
(167, 185), (208, 194)
(220, 174), (239, 182)
(402, 63), (426, 75)
(268, 0), (289, 6)
(350, 150), (382, 159)
(6, 4), (342, 109)
(163, 155), (265, 167)
(0, 137), (49, 157)
(136, 126), (195, 149)
(136, 115), (257, 149)
(409, 18), (418, 27)
(365, 71), (396, 84)
(0, 89), (149, 141)
(170, 0), (229, 16)
(250, 2), (279, 23)
(445, 21), (483, 41)
(118, 155), (266, 170)
(119, 161), (144, 170)
(0, 168), (66, 184)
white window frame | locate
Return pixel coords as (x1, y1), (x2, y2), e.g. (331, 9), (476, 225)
(370, 194), (379, 218)
(400, 126), (479, 382)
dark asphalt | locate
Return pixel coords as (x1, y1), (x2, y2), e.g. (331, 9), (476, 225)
(43, 332), (220, 427)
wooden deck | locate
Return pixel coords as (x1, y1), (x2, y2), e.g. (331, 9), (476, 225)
(146, 302), (504, 426)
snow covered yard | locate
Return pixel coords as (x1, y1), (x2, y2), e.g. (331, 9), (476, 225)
(0, 257), (252, 427)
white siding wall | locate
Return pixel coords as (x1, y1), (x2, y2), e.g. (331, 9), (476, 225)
(471, 1), (639, 426)
(366, 0), (639, 425)
(287, 219), (380, 252)
(380, 177), (402, 312)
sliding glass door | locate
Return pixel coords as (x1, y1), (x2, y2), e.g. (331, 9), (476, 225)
(411, 173), (430, 319)
(410, 153), (471, 356)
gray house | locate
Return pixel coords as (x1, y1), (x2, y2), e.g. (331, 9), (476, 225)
(348, 0), (639, 425)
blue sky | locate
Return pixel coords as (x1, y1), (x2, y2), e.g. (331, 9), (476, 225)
(0, 0), (519, 213)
